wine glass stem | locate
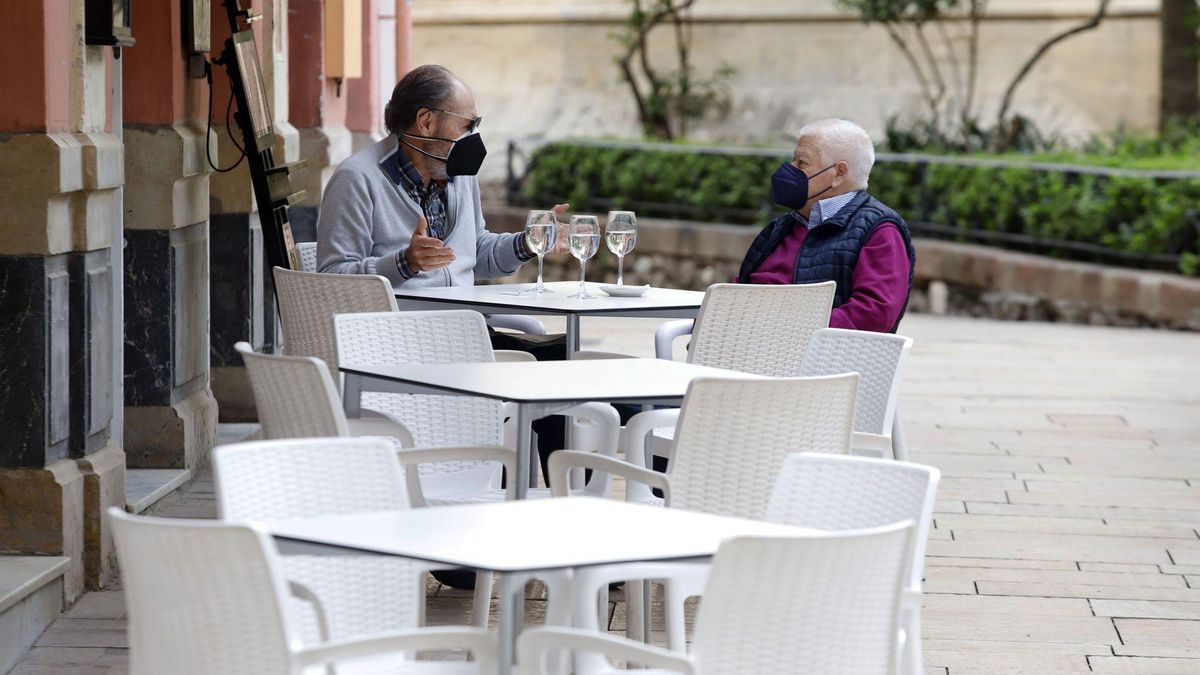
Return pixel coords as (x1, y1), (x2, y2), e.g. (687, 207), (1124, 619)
(536, 255), (545, 290)
(579, 259), (587, 294)
(617, 255), (624, 286)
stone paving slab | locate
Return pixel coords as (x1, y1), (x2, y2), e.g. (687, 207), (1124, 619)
(9, 314), (1200, 673)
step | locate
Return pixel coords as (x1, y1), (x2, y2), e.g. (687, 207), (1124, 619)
(0, 556), (69, 674)
(125, 469), (191, 514)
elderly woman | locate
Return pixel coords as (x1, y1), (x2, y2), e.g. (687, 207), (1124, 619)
(736, 119), (916, 333)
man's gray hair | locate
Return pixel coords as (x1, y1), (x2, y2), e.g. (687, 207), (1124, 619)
(798, 119), (875, 190)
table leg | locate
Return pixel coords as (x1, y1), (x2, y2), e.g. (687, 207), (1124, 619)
(565, 314), (580, 359)
(515, 404), (533, 499)
(563, 315), (581, 453)
(343, 374), (362, 418)
(498, 573), (523, 675)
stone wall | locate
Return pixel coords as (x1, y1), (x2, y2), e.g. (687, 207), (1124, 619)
(412, 0), (1164, 183)
(483, 204), (1200, 331)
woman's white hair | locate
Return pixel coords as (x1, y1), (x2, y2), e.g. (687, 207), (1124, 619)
(798, 119), (875, 190)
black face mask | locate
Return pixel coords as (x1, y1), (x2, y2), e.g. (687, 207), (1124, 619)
(400, 131), (487, 176)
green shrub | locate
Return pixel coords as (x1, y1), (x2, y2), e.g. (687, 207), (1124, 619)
(523, 142), (1200, 275)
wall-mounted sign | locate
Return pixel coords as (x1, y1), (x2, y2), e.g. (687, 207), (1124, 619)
(185, 0), (211, 53)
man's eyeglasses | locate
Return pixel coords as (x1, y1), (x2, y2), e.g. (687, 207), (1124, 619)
(427, 107), (483, 134)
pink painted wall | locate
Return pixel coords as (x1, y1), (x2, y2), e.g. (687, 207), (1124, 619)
(0, 1), (71, 132)
(124, 0), (186, 125)
(346, 0), (380, 134)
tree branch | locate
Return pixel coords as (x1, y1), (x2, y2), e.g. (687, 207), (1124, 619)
(995, 0), (1112, 140)
(883, 21), (940, 124)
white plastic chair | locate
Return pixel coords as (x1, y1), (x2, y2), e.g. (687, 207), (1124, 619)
(274, 266), (399, 384)
(519, 522), (914, 675)
(333, 310), (620, 501)
(547, 374), (859, 655)
(108, 507), (497, 675)
(213, 437), (470, 673)
(799, 327), (914, 460)
(764, 453), (940, 675)
(295, 242), (319, 273)
(635, 281), (837, 467)
(235, 341), (524, 627)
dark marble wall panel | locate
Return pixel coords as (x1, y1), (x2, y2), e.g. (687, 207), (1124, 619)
(210, 212), (274, 368)
(68, 250), (113, 458)
(123, 230), (173, 407)
(0, 255), (70, 468)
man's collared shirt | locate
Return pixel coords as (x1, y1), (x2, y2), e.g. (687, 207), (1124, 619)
(802, 191), (859, 229)
(392, 145), (533, 280)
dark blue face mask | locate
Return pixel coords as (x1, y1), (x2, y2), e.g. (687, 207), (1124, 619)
(771, 162), (835, 210)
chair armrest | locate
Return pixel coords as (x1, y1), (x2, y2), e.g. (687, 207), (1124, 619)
(487, 314), (547, 336)
(655, 319), (695, 361)
(395, 446), (518, 506)
(495, 349), (537, 363)
(518, 627), (695, 675)
(346, 415), (416, 448)
(298, 627), (497, 672)
(288, 581), (331, 643)
(547, 451), (671, 501)
(572, 350), (637, 360)
(622, 408), (681, 468)
(851, 431), (893, 459)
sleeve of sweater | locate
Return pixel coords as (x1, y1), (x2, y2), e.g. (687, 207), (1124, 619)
(469, 179), (528, 279)
(315, 166), (410, 286)
(829, 222), (911, 332)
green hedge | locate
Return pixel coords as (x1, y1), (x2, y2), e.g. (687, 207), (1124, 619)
(523, 142), (1200, 276)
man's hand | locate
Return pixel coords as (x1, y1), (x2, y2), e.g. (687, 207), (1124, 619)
(550, 203), (571, 255)
(405, 216), (456, 272)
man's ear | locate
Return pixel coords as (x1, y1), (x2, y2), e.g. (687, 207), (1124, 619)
(833, 161), (850, 187)
(414, 108), (435, 136)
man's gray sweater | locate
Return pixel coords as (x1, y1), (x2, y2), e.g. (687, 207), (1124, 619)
(316, 135), (526, 287)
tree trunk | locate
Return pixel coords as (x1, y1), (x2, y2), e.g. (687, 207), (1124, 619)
(1159, 0), (1200, 128)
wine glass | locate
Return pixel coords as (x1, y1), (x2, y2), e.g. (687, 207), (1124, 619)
(523, 210), (558, 294)
(605, 211), (638, 286)
(567, 215), (601, 299)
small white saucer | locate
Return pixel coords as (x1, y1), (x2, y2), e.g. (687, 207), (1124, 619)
(599, 284), (650, 298)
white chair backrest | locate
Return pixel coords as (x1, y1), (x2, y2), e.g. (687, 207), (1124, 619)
(235, 342), (349, 439)
(295, 242), (318, 272)
(273, 266), (398, 374)
(110, 508), (297, 675)
(665, 374), (859, 518)
(687, 282), (835, 376)
(214, 437), (408, 520)
(693, 523), (913, 675)
(334, 310), (503, 448)
(799, 328), (912, 436)
(214, 438), (422, 645)
(766, 452), (940, 590)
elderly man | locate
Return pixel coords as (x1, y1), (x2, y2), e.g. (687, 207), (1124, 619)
(737, 119), (916, 333)
(317, 63), (565, 288)
(315, 66), (572, 590)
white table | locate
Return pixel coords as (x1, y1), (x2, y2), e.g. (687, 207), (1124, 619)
(341, 359), (763, 497)
(269, 497), (812, 674)
(391, 281), (705, 357)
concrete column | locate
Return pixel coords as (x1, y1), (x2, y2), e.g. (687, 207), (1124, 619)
(347, 0), (384, 152)
(287, 0), (353, 241)
(121, 0), (218, 469)
(208, 0), (298, 421)
(0, 0), (126, 599)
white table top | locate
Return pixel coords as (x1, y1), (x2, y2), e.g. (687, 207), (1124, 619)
(268, 497), (814, 572)
(392, 282), (704, 316)
(340, 358), (762, 404)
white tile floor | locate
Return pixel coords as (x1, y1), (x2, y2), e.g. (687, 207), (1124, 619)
(11, 313), (1200, 674)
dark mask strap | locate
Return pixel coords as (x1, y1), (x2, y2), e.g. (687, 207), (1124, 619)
(399, 132), (452, 163)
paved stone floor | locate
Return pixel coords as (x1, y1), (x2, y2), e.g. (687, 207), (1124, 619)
(11, 314), (1200, 674)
